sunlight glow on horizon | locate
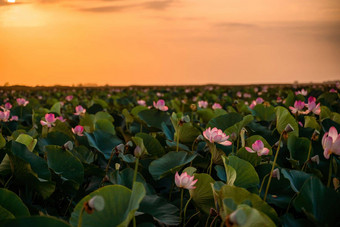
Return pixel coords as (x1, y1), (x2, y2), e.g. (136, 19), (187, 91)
(7, 0), (15, 3)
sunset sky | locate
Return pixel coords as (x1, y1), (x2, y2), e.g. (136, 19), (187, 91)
(1, 0), (339, 86)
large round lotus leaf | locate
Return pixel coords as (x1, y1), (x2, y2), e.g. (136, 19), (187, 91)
(1, 216), (70, 227)
(226, 156), (259, 189)
(0, 134), (5, 149)
(207, 113), (243, 131)
(15, 134), (37, 152)
(293, 177), (340, 226)
(304, 116), (321, 131)
(274, 106), (298, 137)
(46, 145), (84, 189)
(70, 183), (146, 227)
(136, 133), (165, 157)
(50, 102), (62, 115)
(0, 188), (30, 219)
(281, 169), (312, 193)
(189, 173), (215, 214)
(148, 151), (197, 180)
(131, 106), (149, 118)
(138, 109), (170, 130)
(251, 104), (276, 122)
(197, 109), (215, 123)
(95, 119), (116, 135)
(0, 205), (15, 220)
(94, 111), (114, 122)
(139, 195), (180, 226)
(236, 147), (261, 167)
(213, 184), (278, 224)
(175, 123), (201, 144)
(287, 135), (311, 166)
(225, 115), (254, 138)
(225, 204), (275, 227)
(85, 130), (123, 159)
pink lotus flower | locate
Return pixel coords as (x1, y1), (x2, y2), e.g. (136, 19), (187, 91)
(203, 127), (232, 146)
(153, 99), (168, 111)
(249, 97), (264, 109)
(74, 105), (86, 115)
(322, 126), (340, 159)
(276, 97), (283, 103)
(245, 140), (269, 156)
(72, 125), (84, 136)
(329, 88), (337, 93)
(306, 96), (320, 115)
(10, 116), (18, 121)
(236, 91), (242, 98)
(16, 98), (29, 106)
(2, 103), (12, 111)
(56, 116), (67, 122)
(272, 168), (280, 180)
(243, 93), (251, 98)
(137, 100), (146, 106)
(212, 103), (222, 110)
(198, 101), (208, 108)
(289, 100), (305, 114)
(40, 113), (56, 127)
(295, 89), (307, 96)
(175, 172), (197, 190)
(0, 110), (10, 122)
(65, 95), (73, 101)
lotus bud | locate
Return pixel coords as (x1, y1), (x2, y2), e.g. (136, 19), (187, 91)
(134, 146), (142, 158)
(284, 124), (294, 133)
(126, 141), (133, 147)
(115, 144), (125, 153)
(230, 132), (237, 142)
(63, 141), (73, 151)
(272, 168), (280, 180)
(195, 135), (204, 142)
(86, 196), (105, 214)
(190, 104), (197, 111)
(310, 155), (320, 165)
(181, 115), (190, 123)
(115, 163), (120, 170)
(312, 130), (320, 141)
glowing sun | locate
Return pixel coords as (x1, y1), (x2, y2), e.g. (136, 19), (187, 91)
(7, 0), (16, 3)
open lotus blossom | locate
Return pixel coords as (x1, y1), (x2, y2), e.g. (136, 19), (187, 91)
(322, 126), (340, 159)
(16, 98), (29, 106)
(295, 89), (308, 96)
(203, 127), (232, 146)
(74, 105), (86, 115)
(243, 93), (251, 98)
(236, 91), (242, 98)
(198, 100), (208, 108)
(1, 102), (12, 111)
(289, 100), (305, 114)
(40, 113), (56, 127)
(72, 125), (84, 136)
(212, 103), (222, 110)
(329, 88), (337, 93)
(245, 140), (269, 156)
(153, 99), (168, 111)
(306, 96), (320, 115)
(249, 97), (264, 109)
(276, 97), (283, 103)
(137, 100), (146, 106)
(10, 116), (18, 121)
(65, 95), (73, 101)
(175, 172), (197, 190)
(0, 110), (10, 122)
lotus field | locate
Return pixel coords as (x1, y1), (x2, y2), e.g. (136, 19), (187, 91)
(0, 84), (340, 227)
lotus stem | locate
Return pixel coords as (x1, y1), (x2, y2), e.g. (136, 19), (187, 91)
(78, 206), (85, 227)
(259, 173), (270, 195)
(185, 211), (200, 226)
(301, 140), (312, 172)
(176, 127), (181, 152)
(207, 143), (216, 175)
(180, 188), (184, 220)
(105, 148), (116, 174)
(182, 197), (192, 227)
(327, 155), (333, 188)
(263, 132), (283, 201)
(132, 158), (139, 186)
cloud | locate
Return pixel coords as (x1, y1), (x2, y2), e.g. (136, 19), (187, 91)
(80, 4), (134, 12)
(214, 22), (257, 29)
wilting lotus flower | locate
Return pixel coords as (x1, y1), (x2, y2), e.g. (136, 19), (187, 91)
(72, 125), (84, 136)
(16, 98), (29, 106)
(272, 168), (280, 180)
(245, 140), (269, 156)
(203, 127), (232, 146)
(295, 89), (308, 96)
(153, 99), (168, 111)
(175, 172), (197, 190)
(74, 105), (86, 115)
(10, 116), (18, 121)
(84, 195), (105, 214)
(56, 116), (67, 122)
(0, 110), (10, 122)
(212, 103), (222, 110)
(289, 100), (305, 114)
(198, 101), (208, 108)
(311, 155), (320, 165)
(40, 113), (56, 127)
(65, 95), (73, 101)
(322, 126), (340, 159)
(306, 96), (320, 115)
(137, 100), (146, 106)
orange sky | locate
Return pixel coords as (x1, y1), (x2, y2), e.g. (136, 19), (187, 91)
(0, 0), (340, 86)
